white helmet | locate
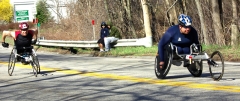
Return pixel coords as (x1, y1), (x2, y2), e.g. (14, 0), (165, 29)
(178, 14), (192, 26)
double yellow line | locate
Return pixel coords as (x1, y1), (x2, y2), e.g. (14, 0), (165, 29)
(1, 61), (240, 93)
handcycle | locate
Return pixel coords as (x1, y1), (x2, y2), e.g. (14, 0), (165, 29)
(8, 46), (40, 77)
(154, 43), (224, 81)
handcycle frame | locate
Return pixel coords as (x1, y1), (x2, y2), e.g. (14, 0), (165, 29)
(8, 46), (40, 77)
(155, 43), (224, 81)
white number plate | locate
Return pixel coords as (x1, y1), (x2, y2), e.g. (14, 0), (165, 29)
(185, 55), (192, 59)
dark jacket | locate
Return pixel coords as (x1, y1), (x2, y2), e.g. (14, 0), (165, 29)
(106, 21), (121, 39)
(100, 27), (109, 39)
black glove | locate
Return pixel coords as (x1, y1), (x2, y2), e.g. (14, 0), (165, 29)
(2, 42), (9, 48)
(31, 39), (37, 44)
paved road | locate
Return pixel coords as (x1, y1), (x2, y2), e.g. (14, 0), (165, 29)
(0, 47), (240, 101)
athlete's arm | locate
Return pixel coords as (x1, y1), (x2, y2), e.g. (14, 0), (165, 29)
(194, 34), (199, 44)
(192, 28), (199, 44)
(2, 31), (15, 43)
(158, 30), (173, 62)
(31, 28), (38, 40)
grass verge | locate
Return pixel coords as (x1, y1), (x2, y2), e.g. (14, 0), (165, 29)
(35, 44), (240, 62)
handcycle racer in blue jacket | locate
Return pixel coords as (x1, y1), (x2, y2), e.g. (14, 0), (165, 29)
(158, 14), (200, 70)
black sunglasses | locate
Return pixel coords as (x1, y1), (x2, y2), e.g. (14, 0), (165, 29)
(183, 26), (191, 28)
(21, 29), (28, 31)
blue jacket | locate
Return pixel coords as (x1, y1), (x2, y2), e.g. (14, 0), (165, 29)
(158, 25), (199, 61)
(100, 28), (109, 39)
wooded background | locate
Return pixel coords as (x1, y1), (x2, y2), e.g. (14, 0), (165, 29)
(1, 0), (239, 46)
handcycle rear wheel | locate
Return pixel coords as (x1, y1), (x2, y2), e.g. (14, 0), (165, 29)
(8, 49), (16, 76)
(209, 51), (224, 81)
(187, 60), (203, 77)
(154, 47), (173, 79)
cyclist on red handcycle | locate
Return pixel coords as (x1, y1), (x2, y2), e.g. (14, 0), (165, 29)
(2, 22), (38, 63)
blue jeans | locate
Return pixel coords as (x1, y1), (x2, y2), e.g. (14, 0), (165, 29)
(104, 37), (119, 51)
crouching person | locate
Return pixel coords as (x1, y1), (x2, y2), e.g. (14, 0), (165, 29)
(104, 37), (119, 51)
(104, 21), (121, 51)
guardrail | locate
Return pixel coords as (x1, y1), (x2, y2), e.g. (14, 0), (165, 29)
(36, 38), (146, 48)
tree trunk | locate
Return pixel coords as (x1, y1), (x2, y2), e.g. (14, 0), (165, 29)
(231, 0), (239, 46)
(195, 0), (209, 45)
(48, 0), (65, 23)
(165, 0), (178, 26)
(218, 0), (224, 29)
(171, 0), (178, 25)
(211, 0), (225, 45)
(122, 0), (137, 38)
(104, 0), (111, 22)
(141, 0), (152, 47)
(179, 0), (187, 14)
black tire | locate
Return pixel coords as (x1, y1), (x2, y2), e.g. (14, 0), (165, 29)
(8, 49), (16, 76)
(30, 54), (39, 77)
(154, 47), (173, 79)
(187, 60), (203, 77)
(209, 51), (224, 81)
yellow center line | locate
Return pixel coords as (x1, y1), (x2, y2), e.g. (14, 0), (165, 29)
(1, 61), (240, 93)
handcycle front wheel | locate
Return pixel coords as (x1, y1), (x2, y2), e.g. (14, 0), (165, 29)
(209, 51), (224, 81)
(33, 55), (40, 74)
(8, 49), (16, 76)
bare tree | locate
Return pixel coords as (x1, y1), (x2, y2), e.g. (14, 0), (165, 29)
(165, 0), (178, 26)
(211, 0), (225, 45)
(104, 0), (111, 22)
(149, 0), (164, 42)
(122, 0), (137, 38)
(231, 0), (239, 46)
(40, 0), (240, 44)
(48, 0), (65, 23)
(141, 0), (152, 47)
(195, 0), (209, 45)
(180, 0), (187, 14)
